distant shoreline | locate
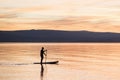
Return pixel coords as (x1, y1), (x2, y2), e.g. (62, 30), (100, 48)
(1, 30), (120, 42)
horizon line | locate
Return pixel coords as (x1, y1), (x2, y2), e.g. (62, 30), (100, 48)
(0, 29), (120, 33)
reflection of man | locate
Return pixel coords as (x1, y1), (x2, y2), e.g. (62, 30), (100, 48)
(40, 64), (44, 80)
(40, 47), (47, 64)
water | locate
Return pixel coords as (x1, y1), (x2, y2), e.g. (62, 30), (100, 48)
(0, 43), (120, 80)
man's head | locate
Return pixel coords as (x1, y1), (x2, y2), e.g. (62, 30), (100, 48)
(42, 47), (44, 50)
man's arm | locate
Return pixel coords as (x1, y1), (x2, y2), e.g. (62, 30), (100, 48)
(44, 50), (47, 56)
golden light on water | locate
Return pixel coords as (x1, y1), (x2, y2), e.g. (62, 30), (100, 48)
(0, 43), (120, 80)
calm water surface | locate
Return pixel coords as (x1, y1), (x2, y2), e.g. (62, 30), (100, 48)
(0, 43), (120, 80)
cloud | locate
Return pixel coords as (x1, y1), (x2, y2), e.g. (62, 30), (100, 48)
(0, 13), (17, 18)
(0, 16), (120, 32)
(12, 16), (118, 32)
(12, 6), (53, 13)
(0, 0), (120, 32)
(1, 0), (120, 18)
(0, 6), (54, 19)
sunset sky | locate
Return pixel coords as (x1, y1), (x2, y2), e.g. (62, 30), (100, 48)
(0, 0), (120, 32)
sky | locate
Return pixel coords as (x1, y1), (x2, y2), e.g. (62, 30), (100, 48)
(0, 0), (120, 32)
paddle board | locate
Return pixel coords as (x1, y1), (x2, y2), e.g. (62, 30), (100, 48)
(33, 61), (59, 64)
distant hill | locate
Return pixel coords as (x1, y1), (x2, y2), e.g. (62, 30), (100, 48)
(0, 30), (120, 42)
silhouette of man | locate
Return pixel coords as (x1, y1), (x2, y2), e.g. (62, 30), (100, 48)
(40, 47), (47, 64)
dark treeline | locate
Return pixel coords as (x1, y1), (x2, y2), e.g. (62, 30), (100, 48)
(0, 30), (120, 42)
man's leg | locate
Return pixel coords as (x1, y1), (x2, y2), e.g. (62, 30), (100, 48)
(41, 58), (42, 64)
(41, 57), (43, 64)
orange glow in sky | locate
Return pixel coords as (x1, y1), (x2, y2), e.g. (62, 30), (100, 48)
(0, 0), (120, 32)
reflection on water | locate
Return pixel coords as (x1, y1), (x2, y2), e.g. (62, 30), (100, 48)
(40, 64), (44, 80)
(0, 43), (120, 80)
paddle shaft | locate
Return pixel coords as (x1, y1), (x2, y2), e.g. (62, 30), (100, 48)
(45, 50), (47, 63)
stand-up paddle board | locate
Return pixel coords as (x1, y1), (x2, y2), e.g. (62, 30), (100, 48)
(33, 61), (59, 64)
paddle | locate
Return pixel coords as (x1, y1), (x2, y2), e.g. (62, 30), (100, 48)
(45, 50), (47, 64)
